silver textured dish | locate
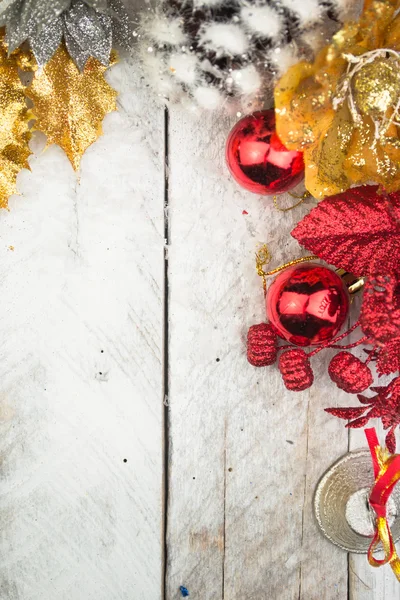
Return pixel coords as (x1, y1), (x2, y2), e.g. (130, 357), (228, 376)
(314, 450), (400, 553)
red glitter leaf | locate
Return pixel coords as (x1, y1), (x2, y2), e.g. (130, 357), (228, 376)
(346, 415), (372, 429)
(363, 348), (378, 361)
(360, 276), (400, 344)
(365, 406), (384, 420)
(358, 394), (374, 405)
(377, 340), (400, 375)
(325, 406), (367, 420)
(374, 378), (400, 429)
(385, 427), (397, 453)
(382, 413), (396, 429)
(291, 186), (400, 277)
(328, 377), (400, 436)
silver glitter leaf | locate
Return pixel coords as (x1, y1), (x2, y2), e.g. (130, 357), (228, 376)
(83, 0), (109, 13)
(29, 19), (63, 66)
(0, 0), (21, 19)
(64, 28), (90, 70)
(0, 0), (134, 68)
(109, 0), (135, 49)
(4, 7), (34, 53)
(19, 0), (71, 31)
(63, 2), (112, 66)
(0, 0), (22, 25)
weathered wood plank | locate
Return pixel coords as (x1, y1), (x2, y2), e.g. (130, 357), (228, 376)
(166, 107), (348, 599)
(0, 60), (164, 600)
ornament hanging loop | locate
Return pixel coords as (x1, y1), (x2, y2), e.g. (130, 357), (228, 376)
(255, 245), (319, 296)
(255, 244), (272, 296)
(273, 190), (311, 212)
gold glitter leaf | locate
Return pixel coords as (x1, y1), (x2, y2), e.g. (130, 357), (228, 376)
(275, 0), (400, 198)
(0, 33), (31, 209)
(27, 43), (118, 171)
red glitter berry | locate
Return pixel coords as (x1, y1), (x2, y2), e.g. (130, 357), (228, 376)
(247, 323), (277, 367)
(328, 351), (373, 394)
(279, 348), (314, 391)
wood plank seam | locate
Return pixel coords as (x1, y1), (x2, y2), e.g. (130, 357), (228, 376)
(348, 433), (351, 600)
(348, 554), (351, 600)
(298, 397), (310, 600)
(163, 105), (170, 600)
(222, 418), (227, 599)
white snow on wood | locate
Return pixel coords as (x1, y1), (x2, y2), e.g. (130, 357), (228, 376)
(0, 46), (397, 600)
(0, 59), (164, 600)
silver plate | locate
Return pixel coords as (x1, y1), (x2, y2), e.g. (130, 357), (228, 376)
(314, 450), (400, 553)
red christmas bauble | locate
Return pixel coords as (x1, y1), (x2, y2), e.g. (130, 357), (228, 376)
(266, 264), (349, 347)
(226, 110), (304, 195)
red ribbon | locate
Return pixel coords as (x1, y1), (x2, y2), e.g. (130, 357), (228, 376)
(365, 428), (400, 578)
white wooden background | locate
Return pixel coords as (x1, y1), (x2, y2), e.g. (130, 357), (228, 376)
(0, 54), (399, 600)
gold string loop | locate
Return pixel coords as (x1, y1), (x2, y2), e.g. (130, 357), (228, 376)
(255, 243), (318, 296)
(273, 191), (311, 212)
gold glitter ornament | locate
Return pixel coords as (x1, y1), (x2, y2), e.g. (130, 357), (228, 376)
(274, 0), (400, 199)
(353, 58), (400, 117)
(0, 31), (31, 209)
(26, 42), (118, 171)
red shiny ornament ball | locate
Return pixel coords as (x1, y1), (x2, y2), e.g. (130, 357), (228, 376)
(226, 110), (305, 195)
(247, 322), (277, 367)
(328, 352), (373, 394)
(279, 348), (314, 391)
(266, 263), (349, 347)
